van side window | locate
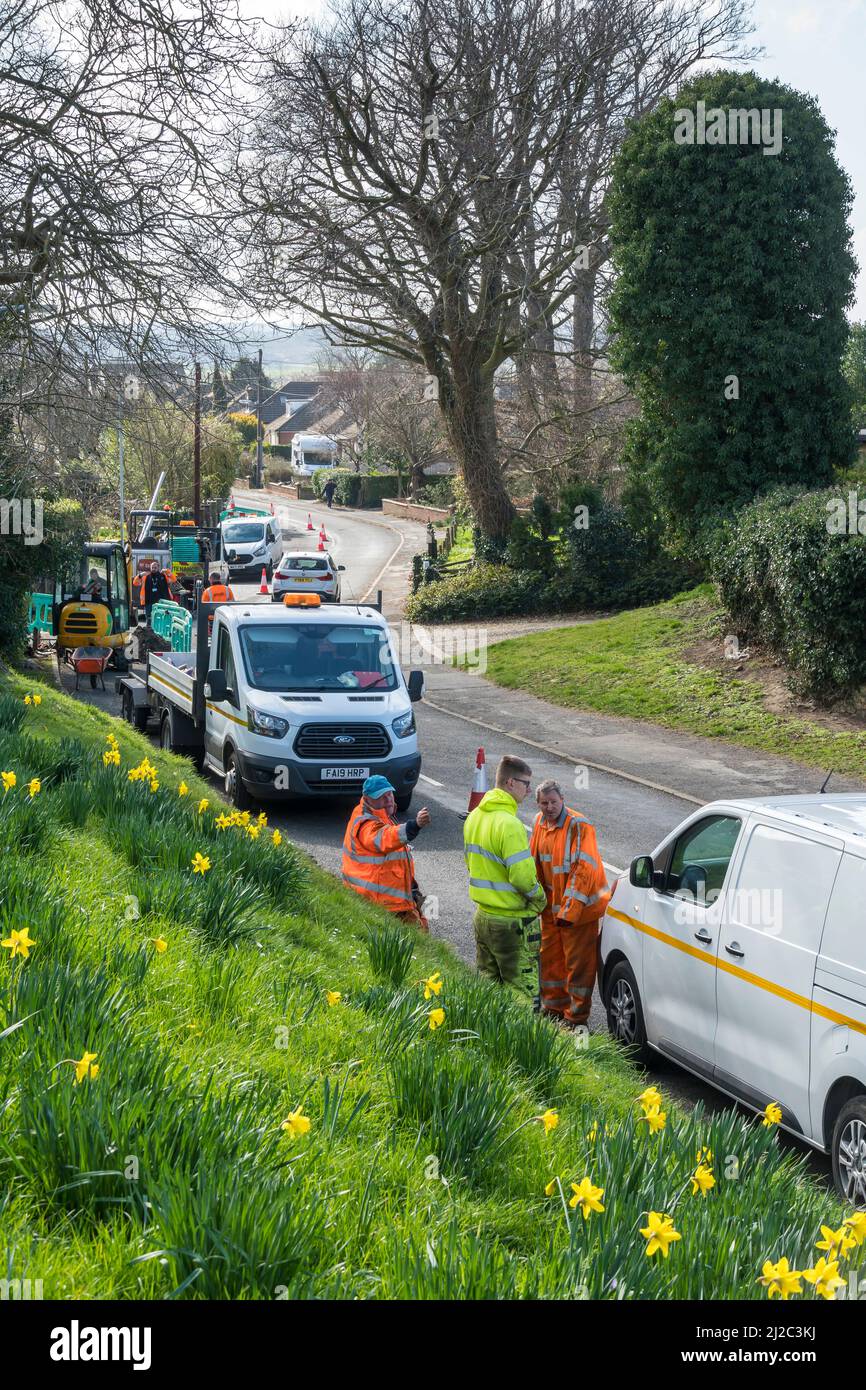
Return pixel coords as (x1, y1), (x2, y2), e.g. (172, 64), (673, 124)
(215, 624), (238, 706)
(663, 815), (741, 906)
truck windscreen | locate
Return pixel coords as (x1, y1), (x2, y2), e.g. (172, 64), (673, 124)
(223, 523), (265, 543)
(238, 623), (398, 692)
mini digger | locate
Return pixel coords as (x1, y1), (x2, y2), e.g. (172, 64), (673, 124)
(54, 540), (133, 686)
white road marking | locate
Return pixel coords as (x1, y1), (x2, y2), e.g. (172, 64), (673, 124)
(419, 772), (444, 787)
(604, 862), (624, 877)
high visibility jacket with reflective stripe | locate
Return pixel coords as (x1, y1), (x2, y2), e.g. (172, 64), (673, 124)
(202, 585), (235, 603)
(530, 805), (610, 926)
(463, 788), (547, 918)
(341, 799), (415, 912)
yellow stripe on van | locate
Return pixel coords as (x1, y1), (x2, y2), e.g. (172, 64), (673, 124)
(606, 905), (866, 1038)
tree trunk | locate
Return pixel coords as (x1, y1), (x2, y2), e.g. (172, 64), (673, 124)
(440, 365), (514, 543)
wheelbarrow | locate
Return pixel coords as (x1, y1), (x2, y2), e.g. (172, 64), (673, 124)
(72, 646), (112, 691)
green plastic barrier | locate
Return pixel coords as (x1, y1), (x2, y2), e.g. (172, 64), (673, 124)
(171, 535), (200, 564)
(149, 600), (192, 652)
(27, 593), (53, 635)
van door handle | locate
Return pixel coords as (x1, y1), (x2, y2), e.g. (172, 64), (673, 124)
(694, 929), (713, 945)
(725, 941), (745, 958)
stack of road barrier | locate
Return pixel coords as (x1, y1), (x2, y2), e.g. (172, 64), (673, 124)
(149, 600), (192, 653)
(27, 592), (53, 637)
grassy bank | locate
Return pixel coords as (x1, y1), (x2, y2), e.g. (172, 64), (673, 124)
(0, 670), (855, 1299)
(484, 586), (866, 779)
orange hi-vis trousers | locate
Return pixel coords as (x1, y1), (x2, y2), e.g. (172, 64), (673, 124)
(538, 910), (599, 1025)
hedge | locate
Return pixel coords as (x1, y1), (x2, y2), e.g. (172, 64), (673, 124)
(711, 486), (866, 701)
(312, 468), (401, 508)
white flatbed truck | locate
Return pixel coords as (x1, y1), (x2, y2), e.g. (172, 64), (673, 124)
(116, 595), (424, 810)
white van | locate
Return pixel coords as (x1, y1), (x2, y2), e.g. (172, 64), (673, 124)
(220, 514), (283, 579)
(600, 795), (866, 1203)
(118, 598), (423, 812)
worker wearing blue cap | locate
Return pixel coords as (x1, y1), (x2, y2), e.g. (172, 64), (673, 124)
(341, 776), (431, 929)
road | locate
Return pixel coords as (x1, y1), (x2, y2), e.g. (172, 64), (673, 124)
(60, 489), (831, 1183)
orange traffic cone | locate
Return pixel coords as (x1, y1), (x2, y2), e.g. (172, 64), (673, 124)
(259, 567), (269, 594)
(316, 535), (325, 551)
(269, 501), (275, 515)
(229, 497), (235, 511)
(467, 747), (487, 812)
(319, 525), (328, 542)
(306, 513), (314, 530)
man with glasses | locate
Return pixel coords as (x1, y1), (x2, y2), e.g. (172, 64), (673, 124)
(463, 754), (547, 1000)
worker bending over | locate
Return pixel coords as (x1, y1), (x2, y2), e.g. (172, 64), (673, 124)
(341, 775), (431, 930)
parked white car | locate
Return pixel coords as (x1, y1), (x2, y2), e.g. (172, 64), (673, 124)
(600, 795), (866, 1203)
(220, 515), (283, 579)
(272, 551), (345, 603)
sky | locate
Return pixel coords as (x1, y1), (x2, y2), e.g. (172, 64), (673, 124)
(240, 0), (866, 365)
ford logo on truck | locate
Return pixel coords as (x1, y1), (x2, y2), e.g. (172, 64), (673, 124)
(334, 735), (355, 745)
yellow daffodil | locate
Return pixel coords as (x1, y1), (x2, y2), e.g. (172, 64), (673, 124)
(149, 779), (159, 792)
(422, 971), (443, 999)
(816, 1224), (857, 1260)
(238, 811), (250, 826)
(544, 1176), (560, 1197)
(586, 1121), (599, 1143)
(428, 1007), (445, 1031)
(1, 927), (36, 959)
(762, 1101), (782, 1127)
(843, 1212), (866, 1246)
(569, 1177), (605, 1219)
(638, 1105), (666, 1134)
(73, 1050), (99, 1084)
(27, 777), (41, 798)
(758, 1257), (802, 1300)
(215, 813), (231, 831)
(802, 1257), (845, 1300)
(197, 798), (209, 814)
(33, 693), (42, 705)
(540, 1109), (559, 1135)
(178, 782), (189, 797)
(272, 829), (282, 847)
(103, 748), (120, 766)
(326, 990), (342, 1007)
(696, 1145), (714, 1166)
(690, 1163), (716, 1197)
(281, 1106), (311, 1141)
(257, 811), (268, 827)
(191, 852), (211, 875)
(24, 694), (32, 705)
(246, 823), (260, 839)
(152, 937), (168, 954)
(640, 1211), (681, 1258)
(637, 1086), (662, 1112)
(24, 693), (42, 707)
(1, 770), (16, 792)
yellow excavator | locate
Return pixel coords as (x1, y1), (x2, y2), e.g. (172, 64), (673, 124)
(54, 540), (133, 685)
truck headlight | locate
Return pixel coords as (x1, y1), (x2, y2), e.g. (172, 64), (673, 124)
(247, 706), (289, 739)
(391, 711), (415, 739)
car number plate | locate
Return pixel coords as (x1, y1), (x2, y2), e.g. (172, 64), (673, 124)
(321, 766), (370, 780)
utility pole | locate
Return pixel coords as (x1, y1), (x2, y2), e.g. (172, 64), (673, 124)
(118, 370), (140, 548)
(255, 346), (264, 488)
(193, 361), (202, 523)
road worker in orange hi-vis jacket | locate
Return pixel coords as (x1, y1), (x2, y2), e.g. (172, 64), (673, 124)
(341, 775), (431, 931)
(529, 778), (610, 1028)
(201, 572), (235, 604)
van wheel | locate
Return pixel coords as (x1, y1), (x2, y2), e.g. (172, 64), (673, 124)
(832, 1097), (866, 1207)
(122, 689), (135, 725)
(160, 712), (174, 751)
(605, 960), (651, 1065)
(225, 750), (253, 809)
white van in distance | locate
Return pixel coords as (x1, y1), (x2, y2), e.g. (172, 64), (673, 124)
(600, 795), (866, 1203)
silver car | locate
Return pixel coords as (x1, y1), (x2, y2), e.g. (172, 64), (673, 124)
(272, 551), (345, 603)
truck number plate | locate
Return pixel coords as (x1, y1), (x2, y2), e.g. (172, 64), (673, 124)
(321, 766), (370, 780)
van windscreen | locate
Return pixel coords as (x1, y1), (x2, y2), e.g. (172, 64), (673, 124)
(238, 623), (397, 692)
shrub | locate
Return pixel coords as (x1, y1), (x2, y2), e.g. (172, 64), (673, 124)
(712, 485), (866, 701)
(312, 468), (401, 508)
(406, 562), (545, 621)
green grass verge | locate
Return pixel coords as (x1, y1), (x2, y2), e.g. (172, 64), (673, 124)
(484, 585), (866, 778)
(0, 668), (855, 1299)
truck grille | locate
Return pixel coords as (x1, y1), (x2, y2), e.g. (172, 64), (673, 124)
(294, 723), (391, 760)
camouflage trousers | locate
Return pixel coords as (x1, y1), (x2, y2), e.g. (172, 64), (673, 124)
(473, 907), (541, 1003)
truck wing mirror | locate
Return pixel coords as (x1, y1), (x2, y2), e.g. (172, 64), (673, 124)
(204, 669), (227, 702)
(629, 855), (654, 889)
(407, 669), (424, 703)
